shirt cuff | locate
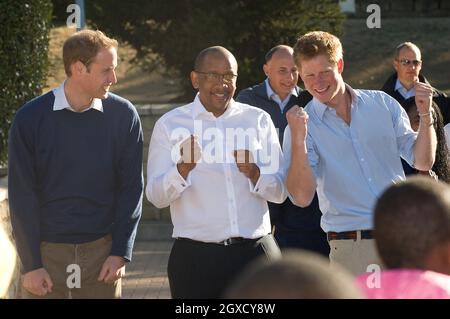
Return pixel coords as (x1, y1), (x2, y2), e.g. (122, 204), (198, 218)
(163, 165), (191, 193)
(248, 174), (264, 194)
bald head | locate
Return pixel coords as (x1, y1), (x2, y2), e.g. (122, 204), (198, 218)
(225, 250), (362, 299)
(194, 46), (238, 72)
(263, 45), (298, 100)
(265, 45), (294, 63)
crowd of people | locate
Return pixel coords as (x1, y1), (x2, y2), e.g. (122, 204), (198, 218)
(2, 28), (450, 299)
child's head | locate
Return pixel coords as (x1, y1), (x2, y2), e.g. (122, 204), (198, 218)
(374, 176), (450, 274)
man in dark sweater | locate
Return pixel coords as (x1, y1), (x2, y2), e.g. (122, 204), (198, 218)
(8, 30), (143, 298)
(381, 42), (450, 125)
(236, 45), (329, 256)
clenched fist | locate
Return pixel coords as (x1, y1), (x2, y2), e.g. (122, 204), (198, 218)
(286, 105), (309, 142)
(177, 135), (202, 180)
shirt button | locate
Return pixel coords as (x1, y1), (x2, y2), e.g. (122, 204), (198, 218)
(181, 183), (186, 187)
(361, 158), (364, 162)
(368, 178), (372, 182)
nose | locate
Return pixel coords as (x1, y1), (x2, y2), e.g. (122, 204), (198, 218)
(110, 70), (117, 85)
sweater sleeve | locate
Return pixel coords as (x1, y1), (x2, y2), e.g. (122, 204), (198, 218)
(110, 104), (144, 262)
(8, 108), (43, 273)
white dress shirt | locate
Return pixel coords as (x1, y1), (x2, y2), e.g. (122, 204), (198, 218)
(146, 94), (287, 242)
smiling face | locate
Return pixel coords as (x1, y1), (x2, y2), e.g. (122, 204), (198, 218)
(299, 54), (345, 106)
(263, 48), (298, 100)
(191, 50), (238, 117)
(79, 47), (118, 99)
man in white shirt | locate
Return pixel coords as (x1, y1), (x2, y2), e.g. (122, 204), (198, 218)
(146, 46), (286, 298)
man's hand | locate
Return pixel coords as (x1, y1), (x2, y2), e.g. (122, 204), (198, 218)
(23, 268), (53, 297)
(177, 135), (202, 180)
(415, 82), (434, 115)
(286, 105), (309, 143)
(98, 256), (126, 284)
(233, 150), (260, 185)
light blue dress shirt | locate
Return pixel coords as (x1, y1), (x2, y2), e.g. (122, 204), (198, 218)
(395, 79), (416, 99)
(283, 85), (418, 232)
(265, 78), (298, 112)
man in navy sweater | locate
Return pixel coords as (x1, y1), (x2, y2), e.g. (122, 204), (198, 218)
(8, 30), (143, 298)
(236, 45), (329, 256)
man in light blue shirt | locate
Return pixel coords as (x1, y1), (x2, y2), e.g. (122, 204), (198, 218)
(284, 31), (436, 275)
(236, 46), (328, 257)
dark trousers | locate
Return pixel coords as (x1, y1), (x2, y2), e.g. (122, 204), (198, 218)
(167, 234), (280, 299)
(274, 229), (330, 257)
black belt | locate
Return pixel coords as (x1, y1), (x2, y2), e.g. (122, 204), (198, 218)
(177, 237), (260, 246)
(327, 230), (373, 241)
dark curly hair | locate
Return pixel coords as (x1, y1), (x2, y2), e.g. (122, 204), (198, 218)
(374, 176), (450, 270)
(401, 97), (450, 183)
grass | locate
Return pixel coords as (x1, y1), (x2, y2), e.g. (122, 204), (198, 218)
(45, 17), (450, 104)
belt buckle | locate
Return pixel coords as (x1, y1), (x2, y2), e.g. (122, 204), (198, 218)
(222, 238), (232, 246)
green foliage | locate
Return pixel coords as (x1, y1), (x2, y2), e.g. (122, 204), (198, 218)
(0, 0), (53, 165)
(87, 0), (344, 99)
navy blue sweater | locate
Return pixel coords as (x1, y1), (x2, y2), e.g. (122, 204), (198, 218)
(236, 82), (322, 232)
(8, 91), (143, 273)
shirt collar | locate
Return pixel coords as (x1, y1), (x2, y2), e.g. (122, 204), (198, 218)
(312, 83), (360, 121)
(395, 79), (415, 94)
(192, 93), (242, 119)
(264, 78), (298, 101)
(52, 81), (103, 113)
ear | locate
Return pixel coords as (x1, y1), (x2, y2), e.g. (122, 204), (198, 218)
(393, 59), (399, 72)
(263, 64), (269, 77)
(71, 61), (86, 77)
(190, 71), (199, 90)
(337, 58), (344, 74)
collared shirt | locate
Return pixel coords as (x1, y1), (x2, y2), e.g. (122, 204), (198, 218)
(146, 94), (287, 242)
(52, 81), (103, 112)
(283, 84), (417, 232)
(265, 78), (298, 112)
(395, 79), (416, 100)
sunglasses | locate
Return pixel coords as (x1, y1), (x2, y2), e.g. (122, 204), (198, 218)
(398, 58), (422, 67)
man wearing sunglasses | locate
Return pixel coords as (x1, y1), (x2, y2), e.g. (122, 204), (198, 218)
(381, 42), (450, 125)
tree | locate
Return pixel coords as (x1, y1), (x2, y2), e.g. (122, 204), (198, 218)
(0, 0), (52, 166)
(87, 0), (344, 100)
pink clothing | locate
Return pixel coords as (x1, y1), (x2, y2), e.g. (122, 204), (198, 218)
(356, 269), (450, 299)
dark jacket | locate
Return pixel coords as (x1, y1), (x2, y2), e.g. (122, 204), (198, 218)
(381, 73), (450, 125)
(236, 82), (320, 232)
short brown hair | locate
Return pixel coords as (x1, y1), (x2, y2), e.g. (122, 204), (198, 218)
(293, 31), (343, 68)
(63, 29), (118, 77)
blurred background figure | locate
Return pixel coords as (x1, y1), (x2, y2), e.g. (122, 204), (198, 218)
(401, 97), (450, 183)
(356, 176), (450, 299)
(225, 250), (362, 299)
(0, 225), (16, 298)
(381, 42), (450, 125)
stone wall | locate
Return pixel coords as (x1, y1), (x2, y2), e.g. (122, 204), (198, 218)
(0, 177), (21, 299)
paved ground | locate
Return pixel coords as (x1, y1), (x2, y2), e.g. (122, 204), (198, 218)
(122, 240), (173, 299)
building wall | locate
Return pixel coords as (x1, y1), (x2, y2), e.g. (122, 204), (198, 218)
(354, 0), (450, 17)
